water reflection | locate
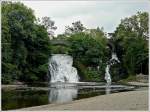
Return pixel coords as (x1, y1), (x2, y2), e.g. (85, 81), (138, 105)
(48, 83), (78, 103)
(2, 83), (135, 110)
(105, 84), (111, 95)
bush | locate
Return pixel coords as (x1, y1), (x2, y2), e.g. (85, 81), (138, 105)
(66, 32), (108, 81)
(84, 69), (101, 82)
(2, 63), (21, 84)
(51, 45), (72, 54)
(110, 63), (128, 82)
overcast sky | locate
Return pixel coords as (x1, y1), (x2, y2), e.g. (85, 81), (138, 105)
(22, 0), (149, 35)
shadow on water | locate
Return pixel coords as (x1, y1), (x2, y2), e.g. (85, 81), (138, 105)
(2, 82), (146, 110)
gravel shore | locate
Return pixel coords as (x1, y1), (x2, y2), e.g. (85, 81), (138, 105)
(17, 90), (148, 111)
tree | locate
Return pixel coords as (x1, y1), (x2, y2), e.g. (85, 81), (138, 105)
(123, 37), (148, 75)
(2, 2), (51, 84)
(65, 21), (85, 35)
(112, 12), (149, 77)
(114, 12), (148, 40)
(40, 17), (57, 37)
(2, 1), (36, 83)
(67, 32), (108, 81)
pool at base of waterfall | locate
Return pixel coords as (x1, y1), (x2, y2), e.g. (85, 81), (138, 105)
(2, 82), (147, 110)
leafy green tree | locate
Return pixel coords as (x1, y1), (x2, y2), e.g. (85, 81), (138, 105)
(123, 37), (148, 75)
(22, 24), (51, 82)
(114, 12), (148, 40)
(2, 2), (51, 84)
(112, 12), (149, 77)
(40, 16), (57, 37)
(67, 32), (108, 81)
(65, 21), (85, 35)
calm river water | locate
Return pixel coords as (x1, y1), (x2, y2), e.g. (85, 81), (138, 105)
(2, 82), (141, 110)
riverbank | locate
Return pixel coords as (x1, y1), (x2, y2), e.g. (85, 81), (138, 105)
(17, 90), (148, 111)
(2, 84), (28, 90)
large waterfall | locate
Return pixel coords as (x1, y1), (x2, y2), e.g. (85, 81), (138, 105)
(105, 52), (120, 85)
(48, 54), (79, 83)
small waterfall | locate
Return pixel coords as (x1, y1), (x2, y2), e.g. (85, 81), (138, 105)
(48, 54), (79, 83)
(110, 52), (120, 64)
(105, 65), (111, 85)
(105, 52), (120, 85)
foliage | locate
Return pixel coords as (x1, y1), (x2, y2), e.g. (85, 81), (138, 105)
(2, 1), (148, 83)
(123, 37), (148, 75)
(65, 21), (85, 35)
(119, 75), (137, 83)
(73, 61), (103, 82)
(39, 16), (57, 37)
(68, 33), (107, 66)
(2, 2), (51, 84)
(51, 45), (72, 54)
(112, 12), (149, 78)
(84, 69), (101, 82)
(110, 63), (128, 82)
(66, 32), (108, 81)
(114, 12), (148, 40)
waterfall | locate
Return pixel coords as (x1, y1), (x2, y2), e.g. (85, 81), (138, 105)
(48, 54), (79, 83)
(105, 65), (111, 85)
(110, 52), (120, 64)
(105, 52), (120, 85)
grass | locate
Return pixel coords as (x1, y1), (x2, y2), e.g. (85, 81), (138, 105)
(118, 75), (137, 84)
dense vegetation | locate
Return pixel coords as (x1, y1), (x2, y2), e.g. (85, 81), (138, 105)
(67, 32), (108, 81)
(110, 12), (149, 80)
(2, 2), (149, 84)
(2, 2), (51, 84)
(51, 27), (109, 81)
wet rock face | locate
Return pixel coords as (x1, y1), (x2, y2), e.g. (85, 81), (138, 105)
(48, 54), (79, 83)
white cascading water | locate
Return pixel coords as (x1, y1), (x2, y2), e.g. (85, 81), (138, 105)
(105, 52), (120, 85)
(110, 53), (120, 64)
(48, 54), (79, 83)
(105, 65), (111, 85)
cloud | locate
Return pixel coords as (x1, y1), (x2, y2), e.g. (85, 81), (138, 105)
(22, 1), (150, 35)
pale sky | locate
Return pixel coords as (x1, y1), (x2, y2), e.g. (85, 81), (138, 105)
(22, 0), (150, 35)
